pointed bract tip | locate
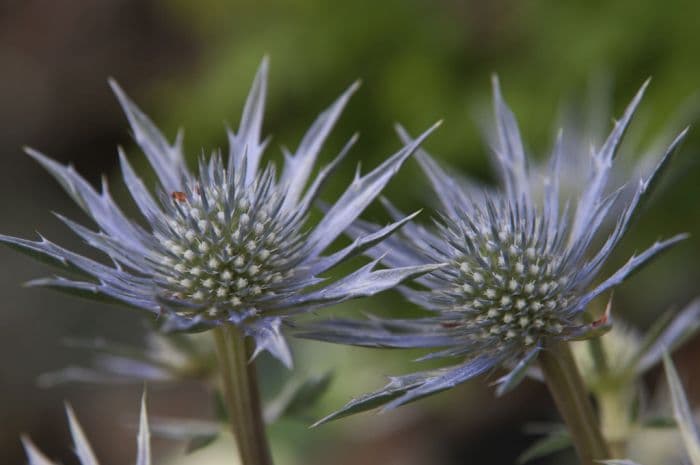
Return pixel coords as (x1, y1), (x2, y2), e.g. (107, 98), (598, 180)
(23, 146), (45, 160)
(676, 125), (691, 140)
(64, 401), (76, 417)
(256, 56), (270, 77)
(394, 122), (409, 136)
(491, 74), (502, 93)
(348, 79), (362, 94)
(108, 78), (128, 101)
(631, 78), (651, 101)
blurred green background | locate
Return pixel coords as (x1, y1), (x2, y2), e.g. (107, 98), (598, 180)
(1, 0), (699, 464)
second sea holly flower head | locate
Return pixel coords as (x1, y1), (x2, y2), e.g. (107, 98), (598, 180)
(301, 78), (689, 421)
(0, 59), (441, 367)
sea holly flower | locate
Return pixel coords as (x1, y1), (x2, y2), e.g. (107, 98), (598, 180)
(300, 77), (689, 422)
(0, 59), (441, 367)
(23, 393), (151, 465)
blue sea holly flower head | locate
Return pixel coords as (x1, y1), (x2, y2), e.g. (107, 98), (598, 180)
(0, 58), (442, 367)
(300, 77), (689, 422)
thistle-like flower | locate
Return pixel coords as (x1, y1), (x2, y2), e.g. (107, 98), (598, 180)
(0, 59), (440, 367)
(300, 78), (689, 421)
(23, 393), (151, 465)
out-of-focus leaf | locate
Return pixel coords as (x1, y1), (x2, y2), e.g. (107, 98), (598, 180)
(213, 391), (228, 423)
(517, 430), (571, 464)
(637, 299), (700, 374)
(148, 416), (220, 440)
(146, 415), (222, 454)
(264, 371), (333, 423)
(38, 334), (216, 387)
(664, 353), (700, 465)
(641, 415), (678, 429)
(598, 460), (643, 465)
(185, 434), (219, 454)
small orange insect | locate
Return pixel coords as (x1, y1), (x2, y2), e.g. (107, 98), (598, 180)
(171, 191), (187, 202)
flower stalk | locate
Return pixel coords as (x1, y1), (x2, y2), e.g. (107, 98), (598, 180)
(213, 326), (273, 465)
(539, 340), (610, 464)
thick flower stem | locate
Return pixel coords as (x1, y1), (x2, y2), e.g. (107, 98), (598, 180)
(539, 340), (610, 464)
(213, 326), (273, 465)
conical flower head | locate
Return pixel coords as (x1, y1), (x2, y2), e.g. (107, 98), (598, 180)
(301, 78), (688, 419)
(0, 59), (441, 366)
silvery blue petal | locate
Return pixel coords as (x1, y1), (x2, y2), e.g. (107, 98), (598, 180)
(25, 148), (154, 255)
(297, 316), (458, 348)
(118, 148), (165, 226)
(577, 234), (688, 312)
(395, 123), (475, 216)
(281, 81), (360, 209)
(295, 134), (358, 218)
(664, 354), (700, 465)
(110, 80), (187, 192)
(568, 80), (649, 246)
(66, 404), (99, 465)
(312, 368), (449, 426)
(307, 121), (441, 256)
(247, 317), (293, 368)
(21, 438), (56, 465)
(137, 392), (152, 465)
(381, 355), (497, 411)
(495, 346), (541, 396)
(279, 259), (444, 310)
(23, 394), (152, 465)
(229, 57), (268, 184)
(491, 75), (530, 206)
(638, 298), (700, 373)
(307, 210), (421, 275)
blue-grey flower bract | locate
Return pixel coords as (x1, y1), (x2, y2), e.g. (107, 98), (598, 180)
(23, 393), (151, 465)
(301, 77), (689, 421)
(0, 59), (441, 367)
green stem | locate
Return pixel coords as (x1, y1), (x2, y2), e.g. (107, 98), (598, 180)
(598, 387), (634, 458)
(587, 337), (609, 376)
(213, 326), (273, 465)
(539, 340), (610, 464)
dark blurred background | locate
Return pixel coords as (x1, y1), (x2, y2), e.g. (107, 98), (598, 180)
(1, 1), (699, 464)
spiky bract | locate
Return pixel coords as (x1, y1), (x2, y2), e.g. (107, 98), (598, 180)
(23, 393), (151, 465)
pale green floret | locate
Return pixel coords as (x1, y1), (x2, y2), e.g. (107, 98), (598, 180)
(159, 185), (303, 319)
(447, 230), (574, 348)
